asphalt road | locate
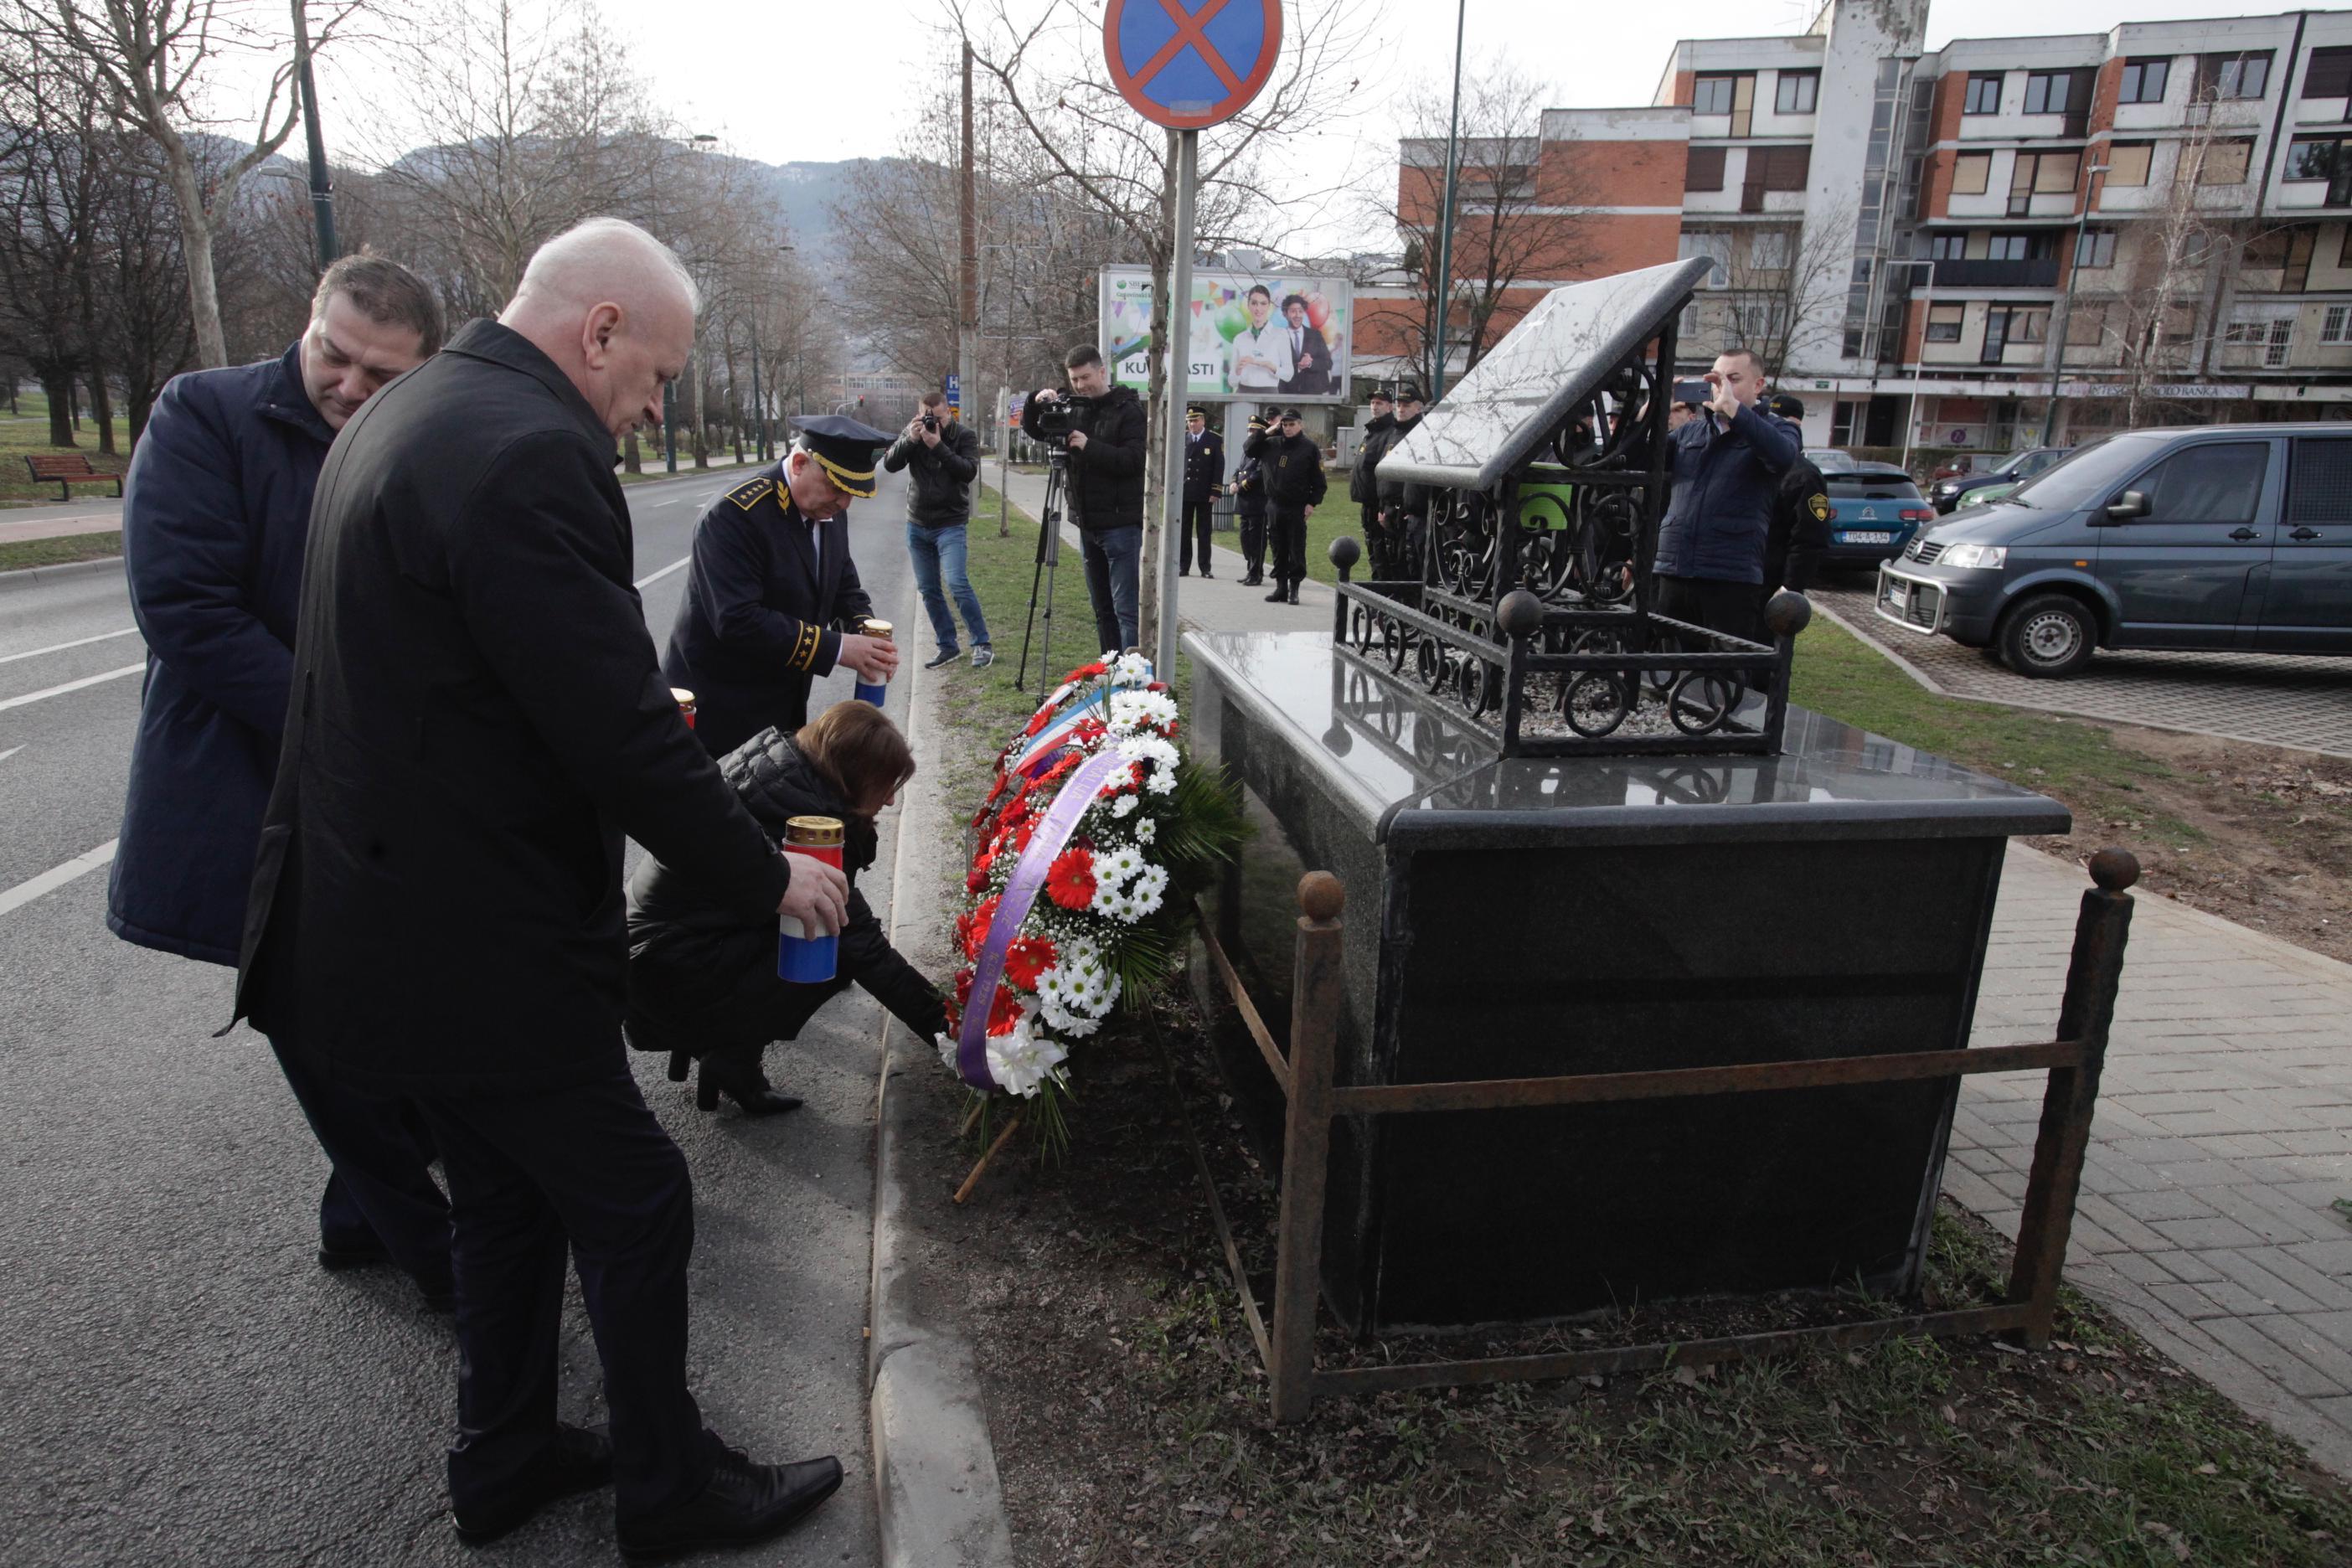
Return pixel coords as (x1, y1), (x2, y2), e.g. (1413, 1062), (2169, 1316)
(0, 463), (921, 1566)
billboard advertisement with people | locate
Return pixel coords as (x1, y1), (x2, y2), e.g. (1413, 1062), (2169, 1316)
(1098, 266), (1353, 404)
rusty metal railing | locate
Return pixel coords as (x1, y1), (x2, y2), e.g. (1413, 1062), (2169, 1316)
(1187, 850), (2138, 1423)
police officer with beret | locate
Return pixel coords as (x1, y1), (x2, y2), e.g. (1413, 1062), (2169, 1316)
(662, 414), (903, 756)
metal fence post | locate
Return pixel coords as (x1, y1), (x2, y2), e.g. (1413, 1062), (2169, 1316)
(1271, 871), (1345, 1423)
(2006, 848), (2138, 1346)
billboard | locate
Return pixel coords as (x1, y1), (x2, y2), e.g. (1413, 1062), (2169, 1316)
(1099, 266), (1354, 404)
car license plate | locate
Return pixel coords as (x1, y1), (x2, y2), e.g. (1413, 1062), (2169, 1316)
(1842, 531), (1893, 544)
(1885, 580), (1906, 608)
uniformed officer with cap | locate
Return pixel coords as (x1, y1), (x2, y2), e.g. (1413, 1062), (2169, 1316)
(661, 414), (902, 756)
(1761, 392), (1830, 617)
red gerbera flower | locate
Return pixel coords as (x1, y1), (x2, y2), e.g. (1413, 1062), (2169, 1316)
(1044, 848), (1096, 910)
(1011, 822), (1034, 854)
(984, 772), (1007, 806)
(986, 981), (1024, 1037)
(965, 864), (988, 894)
(1022, 707), (1053, 738)
(1003, 936), (1056, 990)
(965, 895), (1001, 960)
(1070, 661), (1107, 679)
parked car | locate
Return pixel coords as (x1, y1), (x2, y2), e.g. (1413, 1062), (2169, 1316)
(1877, 425), (2352, 678)
(1803, 446), (1860, 475)
(1928, 446), (2070, 513)
(1821, 463), (1935, 567)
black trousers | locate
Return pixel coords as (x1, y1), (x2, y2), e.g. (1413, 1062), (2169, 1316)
(1270, 503), (1309, 585)
(267, 1034), (451, 1289)
(1236, 506), (1266, 577)
(1651, 574), (1762, 644)
(410, 1061), (712, 1523)
(1180, 494), (1214, 573)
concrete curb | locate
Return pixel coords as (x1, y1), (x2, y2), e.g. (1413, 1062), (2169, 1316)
(0, 554), (123, 594)
(867, 647), (1018, 1568)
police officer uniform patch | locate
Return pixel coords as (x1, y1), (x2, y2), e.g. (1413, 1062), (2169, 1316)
(1808, 492), (1831, 523)
(726, 473), (775, 511)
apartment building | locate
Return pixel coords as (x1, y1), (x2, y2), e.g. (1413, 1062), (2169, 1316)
(1359, 1), (2352, 457)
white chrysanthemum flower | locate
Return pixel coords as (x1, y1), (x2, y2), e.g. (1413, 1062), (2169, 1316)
(1134, 818), (1157, 844)
(1110, 652), (1154, 687)
(1111, 793), (1139, 819)
(935, 1031), (961, 1071)
(1106, 689), (1179, 735)
(1127, 864), (1169, 917)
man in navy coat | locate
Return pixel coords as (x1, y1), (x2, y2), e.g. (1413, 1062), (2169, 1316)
(1648, 348), (1799, 644)
(108, 254), (452, 1305)
(660, 415), (901, 757)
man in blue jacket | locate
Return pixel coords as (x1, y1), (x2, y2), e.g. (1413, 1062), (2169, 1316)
(1648, 348), (1798, 643)
(109, 254), (451, 1306)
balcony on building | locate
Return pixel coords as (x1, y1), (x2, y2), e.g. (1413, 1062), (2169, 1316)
(1930, 257), (2061, 287)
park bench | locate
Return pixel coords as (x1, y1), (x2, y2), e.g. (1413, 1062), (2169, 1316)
(23, 453), (123, 503)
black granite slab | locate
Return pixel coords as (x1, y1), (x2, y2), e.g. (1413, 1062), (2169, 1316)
(1184, 628), (2072, 1334)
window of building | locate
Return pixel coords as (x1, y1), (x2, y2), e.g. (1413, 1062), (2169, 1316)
(2226, 307), (2297, 367)
(2118, 57), (2171, 105)
(1679, 230), (1731, 286)
(1964, 73), (2004, 115)
(2020, 150), (2081, 193)
(2285, 137), (2352, 205)
(1986, 233), (2029, 261)
(1685, 145), (1727, 192)
(1925, 304), (1965, 343)
(2076, 228), (2117, 268)
(1998, 307), (2050, 344)
(2066, 303), (2107, 346)
(1732, 300), (1787, 343)
(2198, 51), (2272, 101)
(1746, 145), (1811, 191)
(2198, 138), (2255, 185)
(2307, 47), (2352, 101)
(1929, 233), (1968, 260)
(1952, 152), (1993, 194)
(2107, 142), (2153, 185)
(1775, 70), (1818, 115)
(1750, 229), (1792, 268)
(1693, 75), (1738, 115)
(2023, 71), (2072, 115)
(2323, 304), (2352, 346)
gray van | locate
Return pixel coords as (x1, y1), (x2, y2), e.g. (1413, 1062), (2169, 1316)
(1875, 424), (2351, 678)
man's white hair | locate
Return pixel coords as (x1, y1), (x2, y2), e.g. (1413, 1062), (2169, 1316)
(514, 216), (701, 317)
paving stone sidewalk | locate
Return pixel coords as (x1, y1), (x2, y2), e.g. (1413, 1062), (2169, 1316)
(988, 468), (2352, 1474)
(1813, 578), (2352, 757)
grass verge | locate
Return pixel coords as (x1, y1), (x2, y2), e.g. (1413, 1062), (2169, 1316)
(0, 392), (128, 507)
(0, 530), (124, 572)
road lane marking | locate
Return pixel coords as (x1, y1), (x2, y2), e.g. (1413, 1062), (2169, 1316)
(0, 838), (116, 919)
(0, 662), (145, 712)
(634, 556), (690, 589)
(0, 745), (20, 765)
(0, 626), (142, 665)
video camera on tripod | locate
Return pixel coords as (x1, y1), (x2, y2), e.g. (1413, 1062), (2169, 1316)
(1026, 391), (1096, 450)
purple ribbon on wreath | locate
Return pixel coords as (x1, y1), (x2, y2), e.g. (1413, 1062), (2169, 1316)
(957, 748), (1132, 1092)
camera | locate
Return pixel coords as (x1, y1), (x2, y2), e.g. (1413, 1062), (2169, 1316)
(1029, 393), (1092, 442)
(921, 413), (939, 433)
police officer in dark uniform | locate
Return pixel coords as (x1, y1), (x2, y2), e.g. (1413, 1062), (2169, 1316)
(662, 415), (902, 756)
(1375, 385), (1430, 580)
(1761, 393), (1830, 616)
(1350, 384), (1397, 576)
(1179, 403), (1223, 578)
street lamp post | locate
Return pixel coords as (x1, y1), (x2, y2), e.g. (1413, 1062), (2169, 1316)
(2040, 162), (2110, 448)
(290, 0), (337, 270)
(1428, 0), (1468, 402)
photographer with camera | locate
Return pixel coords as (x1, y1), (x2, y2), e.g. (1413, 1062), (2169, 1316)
(1648, 348), (1797, 643)
(1020, 344), (1148, 652)
(885, 389), (991, 669)
(1230, 412), (1271, 585)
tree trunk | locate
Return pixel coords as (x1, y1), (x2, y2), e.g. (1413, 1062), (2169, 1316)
(87, 369), (116, 456)
(162, 152), (230, 369)
(623, 431), (642, 474)
(41, 369), (75, 447)
(128, 389), (156, 447)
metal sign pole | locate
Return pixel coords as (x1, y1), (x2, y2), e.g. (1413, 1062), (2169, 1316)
(1157, 129), (1199, 675)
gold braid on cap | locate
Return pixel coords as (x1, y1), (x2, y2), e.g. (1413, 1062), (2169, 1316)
(805, 443), (876, 498)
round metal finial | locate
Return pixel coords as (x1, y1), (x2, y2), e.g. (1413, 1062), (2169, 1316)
(2089, 848), (2140, 892)
(1297, 871), (1344, 921)
(1765, 590), (1813, 639)
(1497, 589), (1545, 640)
(1328, 535), (1361, 570)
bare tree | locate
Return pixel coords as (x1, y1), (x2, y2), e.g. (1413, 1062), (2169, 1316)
(2099, 108), (2236, 431)
(1, 0), (374, 369)
(1706, 202), (1855, 379)
(1372, 58), (1576, 390)
(957, 0), (1377, 658)
(0, 39), (109, 446)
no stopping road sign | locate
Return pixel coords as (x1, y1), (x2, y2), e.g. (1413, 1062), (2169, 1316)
(1103, 0), (1282, 131)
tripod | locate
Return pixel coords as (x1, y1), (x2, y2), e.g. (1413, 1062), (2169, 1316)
(1014, 450), (1070, 692)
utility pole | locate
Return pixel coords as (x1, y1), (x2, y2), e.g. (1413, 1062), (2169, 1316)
(959, 43), (979, 426)
(290, 0), (338, 269)
(1429, 0), (1467, 402)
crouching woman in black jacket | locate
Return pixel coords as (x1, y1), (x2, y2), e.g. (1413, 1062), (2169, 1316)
(625, 701), (948, 1115)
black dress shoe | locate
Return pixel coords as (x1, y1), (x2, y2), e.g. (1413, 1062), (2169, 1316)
(1264, 584), (1287, 602)
(617, 1444), (842, 1560)
(696, 1055), (802, 1117)
(1287, 582), (1301, 605)
(317, 1238), (390, 1271)
(453, 1424), (615, 1545)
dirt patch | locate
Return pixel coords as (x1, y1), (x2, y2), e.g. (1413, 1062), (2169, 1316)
(2027, 727), (2352, 967)
(893, 1001), (2352, 1567)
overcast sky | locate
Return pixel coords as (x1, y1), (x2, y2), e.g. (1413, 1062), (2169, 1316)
(306, 0), (2324, 255)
